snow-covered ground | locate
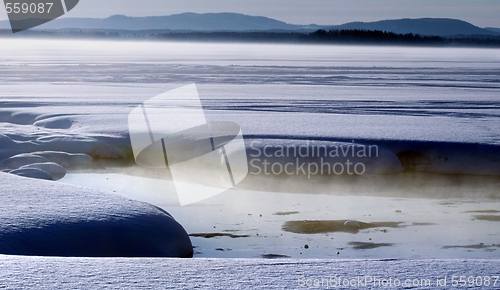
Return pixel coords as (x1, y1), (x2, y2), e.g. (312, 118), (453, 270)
(0, 256), (499, 289)
(0, 39), (499, 286)
(0, 172), (193, 258)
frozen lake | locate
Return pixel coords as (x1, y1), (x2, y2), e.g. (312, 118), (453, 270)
(0, 39), (499, 287)
(1, 39), (499, 147)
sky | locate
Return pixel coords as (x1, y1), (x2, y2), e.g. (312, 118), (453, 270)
(1, 0), (499, 27)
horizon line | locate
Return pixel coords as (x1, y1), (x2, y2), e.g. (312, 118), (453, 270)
(1, 13), (498, 29)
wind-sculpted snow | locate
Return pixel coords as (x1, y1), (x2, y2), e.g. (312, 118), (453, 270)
(0, 151), (92, 180)
(0, 40), (499, 180)
(33, 116), (74, 129)
(9, 168), (54, 180)
(0, 39), (498, 275)
(19, 162), (66, 180)
(0, 154), (50, 169)
(0, 173), (193, 257)
(29, 151), (93, 166)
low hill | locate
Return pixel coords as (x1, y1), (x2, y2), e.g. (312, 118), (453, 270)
(0, 14), (497, 37)
(326, 18), (498, 36)
(0, 13), (309, 31)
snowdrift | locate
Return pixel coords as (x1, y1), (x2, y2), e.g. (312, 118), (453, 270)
(0, 173), (193, 258)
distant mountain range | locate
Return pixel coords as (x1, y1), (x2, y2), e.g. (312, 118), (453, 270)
(0, 13), (316, 32)
(1, 13), (499, 37)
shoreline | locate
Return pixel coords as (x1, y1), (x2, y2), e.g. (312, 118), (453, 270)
(1, 29), (500, 48)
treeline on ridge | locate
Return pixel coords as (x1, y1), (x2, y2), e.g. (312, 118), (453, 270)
(1, 28), (499, 47)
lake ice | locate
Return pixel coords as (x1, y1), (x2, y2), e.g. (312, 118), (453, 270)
(0, 39), (499, 287)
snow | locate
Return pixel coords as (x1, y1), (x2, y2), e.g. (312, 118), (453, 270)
(0, 38), (498, 282)
(20, 162), (66, 180)
(0, 151), (93, 180)
(0, 256), (498, 289)
(0, 40), (498, 177)
(0, 172), (193, 258)
(10, 168), (53, 180)
(30, 151), (93, 166)
(33, 116), (74, 129)
(0, 154), (50, 168)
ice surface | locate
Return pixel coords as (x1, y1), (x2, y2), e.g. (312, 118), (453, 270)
(0, 39), (499, 265)
(0, 172), (193, 257)
(62, 173), (500, 259)
(0, 39), (498, 177)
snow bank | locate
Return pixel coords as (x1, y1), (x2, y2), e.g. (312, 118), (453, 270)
(33, 116), (74, 129)
(0, 257), (497, 289)
(0, 154), (50, 168)
(0, 151), (92, 180)
(30, 151), (93, 167)
(0, 134), (16, 147)
(0, 149), (23, 161)
(9, 168), (53, 180)
(1, 112), (38, 125)
(0, 172), (193, 257)
(20, 162), (66, 180)
(0, 119), (130, 162)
